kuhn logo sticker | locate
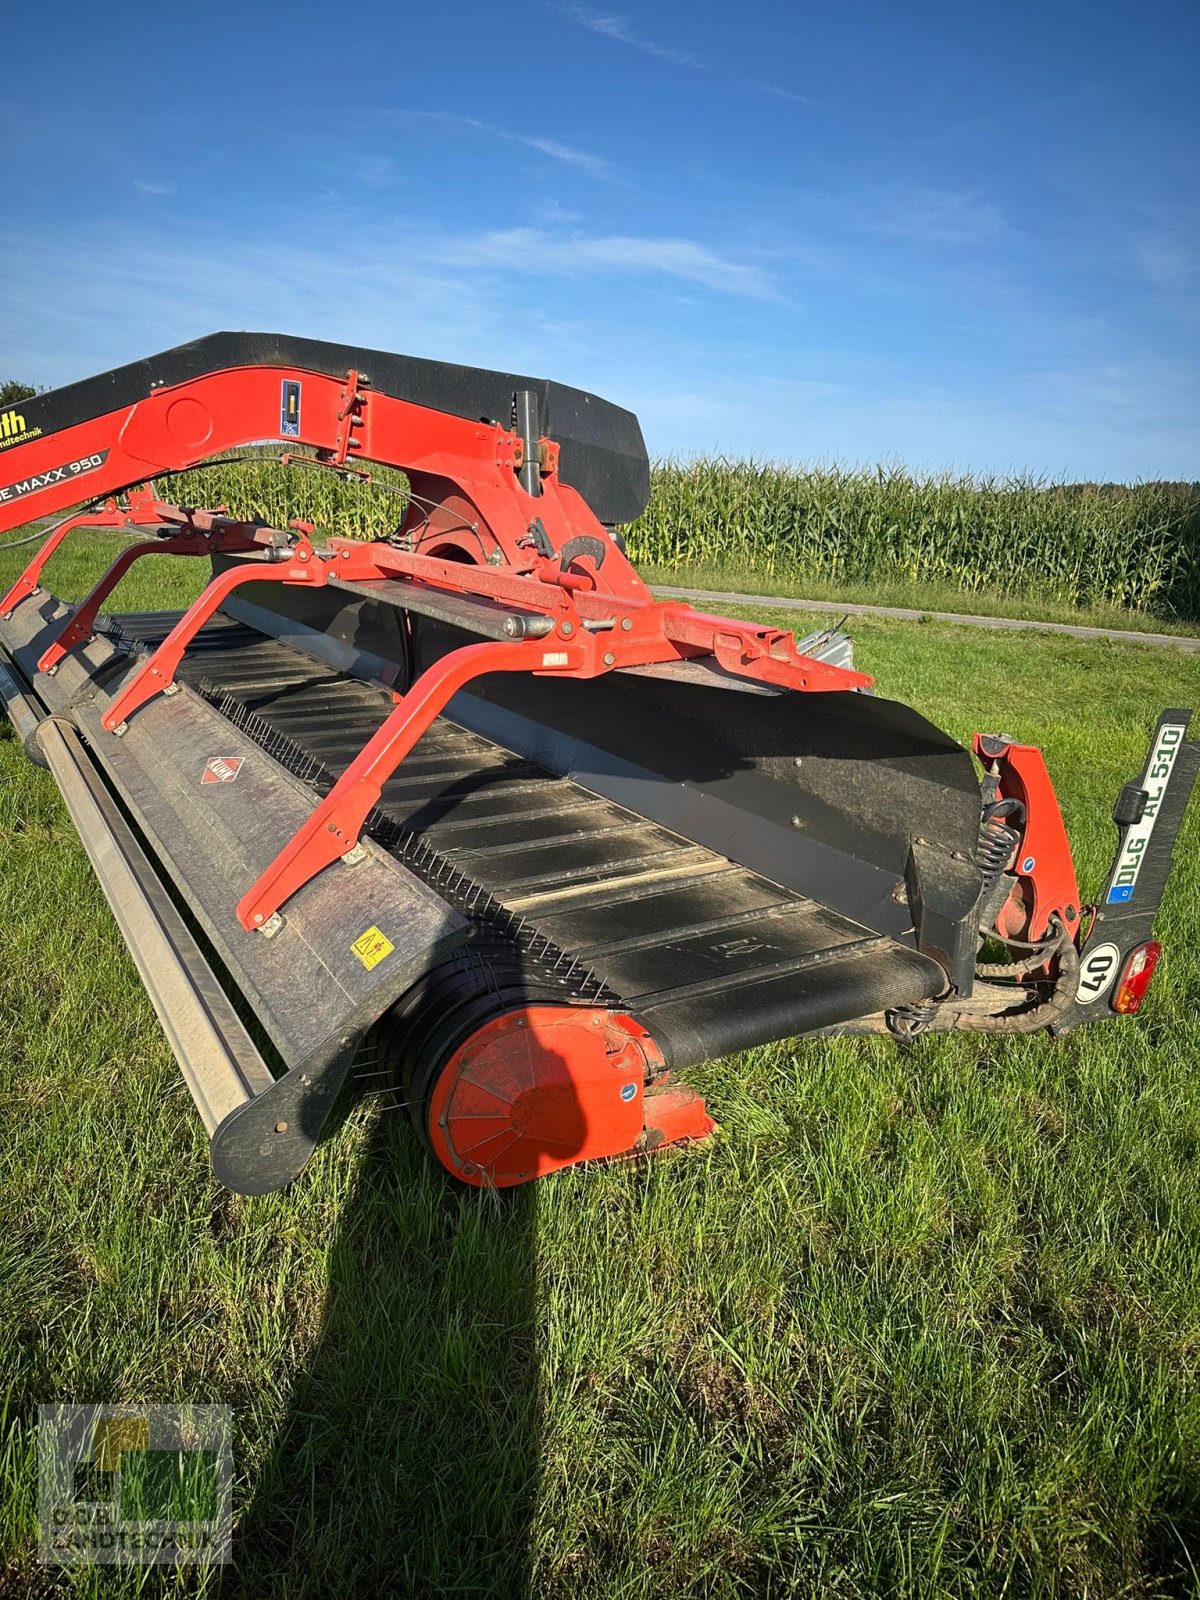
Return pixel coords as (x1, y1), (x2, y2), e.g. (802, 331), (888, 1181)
(0, 449), (109, 505)
(1075, 941), (1120, 1003)
(1106, 721), (1186, 904)
(202, 756), (244, 785)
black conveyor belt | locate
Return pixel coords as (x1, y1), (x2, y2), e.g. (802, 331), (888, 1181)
(115, 611), (946, 1066)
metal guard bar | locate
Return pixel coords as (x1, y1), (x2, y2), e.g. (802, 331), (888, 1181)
(31, 717), (275, 1131)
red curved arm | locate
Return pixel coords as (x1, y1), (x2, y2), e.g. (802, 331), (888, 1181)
(0, 362), (651, 601)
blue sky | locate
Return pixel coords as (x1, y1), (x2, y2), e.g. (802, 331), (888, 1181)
(1, 0), (1196, 479)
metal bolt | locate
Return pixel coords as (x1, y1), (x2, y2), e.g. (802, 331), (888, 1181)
(45, 664), (57, 677)
(560, 621), (574, 637)
(163, 683), (180, 697)
(603, 651), (616, 666)
(113, 722), (128, 738)
(791, 815), (803, 828)
(793, 756), (802, 767)
(620, 617), (633, 632)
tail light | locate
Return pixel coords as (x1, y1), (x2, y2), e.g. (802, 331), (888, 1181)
(1111, 941), (1162, 1014)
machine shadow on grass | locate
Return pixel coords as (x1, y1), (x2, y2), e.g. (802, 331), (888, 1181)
(227, 1094), (552, 1598)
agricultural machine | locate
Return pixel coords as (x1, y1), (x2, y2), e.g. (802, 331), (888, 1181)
(0, 334), (1194, 1192)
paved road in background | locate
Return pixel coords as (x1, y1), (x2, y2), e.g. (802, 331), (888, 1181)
(652, 586), (1200, 655)
(8, 525), (1197, 655)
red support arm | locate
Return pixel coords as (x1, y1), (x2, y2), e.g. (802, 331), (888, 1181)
(36, 526), (261, 674)
(99, 543), (373, 733)
(344, 542), (874, 695)
(236, 637), (586, 931)
(0, 495), (166, 619)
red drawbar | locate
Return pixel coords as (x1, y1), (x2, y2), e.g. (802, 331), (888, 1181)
(427, 1007), (711, 1186)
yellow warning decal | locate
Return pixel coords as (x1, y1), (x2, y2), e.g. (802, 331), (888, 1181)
(351, 925), (394, 971)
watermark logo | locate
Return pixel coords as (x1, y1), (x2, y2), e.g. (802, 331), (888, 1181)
(38, 1404), (231, 1566)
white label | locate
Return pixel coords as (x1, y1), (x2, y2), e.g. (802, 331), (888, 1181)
(1075, 941), (1120, 1002)
(1105, 722), (1186, 904)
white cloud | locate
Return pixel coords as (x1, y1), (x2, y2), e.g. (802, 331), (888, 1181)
(520, 135), (613, 181)
(356, 155), (396, 188)
(414, 112), (617, 183)
(745, 80), (809, 105)
(534, 198), (584, 223)
(860, 186), (1007, 246)
(1136, 237), (1198, 290)
(550, 1), (704, 68)
(133, 179), (177, 198)
(0, 216), (775, 407)
(443, 228), (776, 298)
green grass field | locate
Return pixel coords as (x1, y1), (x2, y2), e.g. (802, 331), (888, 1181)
(3, 530), (1200, 1598)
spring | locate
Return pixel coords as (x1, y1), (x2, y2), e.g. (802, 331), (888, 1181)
(976, 799), (1024, 891)
(886, 997), (940, 1041)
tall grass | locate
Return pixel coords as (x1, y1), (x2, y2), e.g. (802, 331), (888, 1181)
(160, 453), (1200, 619)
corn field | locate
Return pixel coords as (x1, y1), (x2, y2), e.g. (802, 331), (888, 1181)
(631, 461), (1200, 617)
(160, 454), (1200, 619)
(158, 454), (410, 544)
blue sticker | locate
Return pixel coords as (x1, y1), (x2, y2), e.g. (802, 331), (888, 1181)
(619, 1082), (638, 1103)
(280, 380), (301, 437)
(1106, 884), (1135, 904)
(1021, 855), (1036, 874)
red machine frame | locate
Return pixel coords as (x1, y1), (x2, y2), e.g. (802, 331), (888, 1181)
(1, 358), (888, 935)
